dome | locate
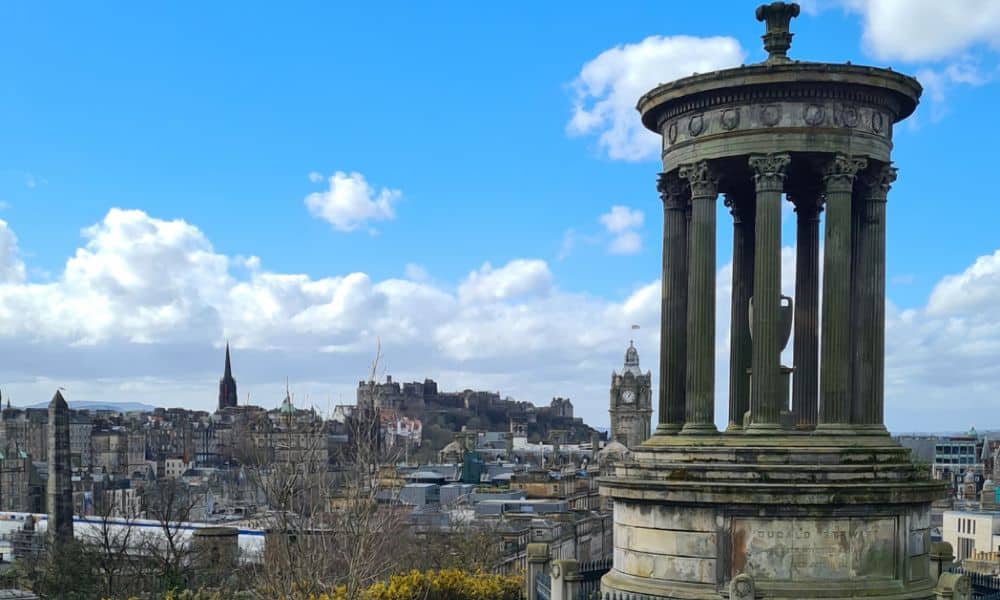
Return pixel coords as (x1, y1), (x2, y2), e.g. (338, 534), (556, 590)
(597, 440), (631, 464)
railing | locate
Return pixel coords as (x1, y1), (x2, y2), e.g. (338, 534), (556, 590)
(955, 567), (1000, 600)
(535, 569), (551, 600)
(575, 557), (612, 600)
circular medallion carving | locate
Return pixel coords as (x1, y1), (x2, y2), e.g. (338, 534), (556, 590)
(734, 580), (752, 595)
(760, 104), (781, 127)
(803, 104), (825, 126)
(667, 121), (678, 144)
(720, 108), (740, 130)
(871, 111), (885, 133)
(688, 113), (704, 136)
(550, 564), (561, 578)
(841, 104), (859, 127)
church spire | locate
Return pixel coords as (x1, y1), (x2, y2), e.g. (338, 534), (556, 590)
(224, 341), (233, 378)
(218, 341), (238, 411)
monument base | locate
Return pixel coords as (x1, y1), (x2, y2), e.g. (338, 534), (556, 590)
(599, 433), (947, 600)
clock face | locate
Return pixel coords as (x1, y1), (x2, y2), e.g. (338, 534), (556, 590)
(622, 389), (636, 404)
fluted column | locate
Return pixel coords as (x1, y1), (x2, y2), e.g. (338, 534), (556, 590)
(854, 164), (896, 429)
(746, 154), (790, 432)
(817, 154), (867, 431)
(790, 190), (821, 429)
(726, 192), (754, 431)
(678, 161), (719, 434)
(656, 172), (689, 434)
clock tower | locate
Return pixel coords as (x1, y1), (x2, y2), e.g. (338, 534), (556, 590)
(609, 340), (652, 448)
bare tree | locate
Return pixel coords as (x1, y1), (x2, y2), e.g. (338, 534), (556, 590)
(139, 478), (204, 590)
(81, 488), (140, 599)
(244, 344), (408, 599)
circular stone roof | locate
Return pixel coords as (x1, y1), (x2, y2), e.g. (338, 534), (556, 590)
(598, 440), (631, 461)
(637, 62), (921, 134)
(636, 3), (921, 172)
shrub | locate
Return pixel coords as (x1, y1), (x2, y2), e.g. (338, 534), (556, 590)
(315, 569), (522, 600)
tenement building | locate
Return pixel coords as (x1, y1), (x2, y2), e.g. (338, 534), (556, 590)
(600, 4), (948, 599)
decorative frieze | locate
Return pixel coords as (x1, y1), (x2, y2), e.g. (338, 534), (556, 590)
(660, 100), (892, 152)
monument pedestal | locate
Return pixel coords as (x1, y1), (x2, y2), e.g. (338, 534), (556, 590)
(600, 434), (947, 599)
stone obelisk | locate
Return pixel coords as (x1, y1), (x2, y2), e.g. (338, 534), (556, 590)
(47, 390), (73, 545)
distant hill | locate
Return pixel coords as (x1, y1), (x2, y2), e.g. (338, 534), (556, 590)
(22, 401), (158, 413)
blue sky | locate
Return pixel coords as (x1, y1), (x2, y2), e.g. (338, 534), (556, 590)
(0, 1), (998, 432)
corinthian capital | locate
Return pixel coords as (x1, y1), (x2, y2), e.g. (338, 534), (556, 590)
(749, 153), (791, 192)
(822, 153), (868, 191)
(859, 164), (898, 202)
(657, 172), (688, 211)
(678, 161), (719, 199)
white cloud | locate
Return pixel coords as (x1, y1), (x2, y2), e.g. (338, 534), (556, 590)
(304, 171), (400, 232)
(404, 263), (429, 282)
(457, 259), (552, 304)
(2, 208), (1000, 432)
(600, 205), (644, 255)
(599, 205), (643, 233)
(916, 58), (992, 121)
(844, 0), (1000, 62)
(0, 220), (25, 284)
(567, 35), (745, 161)
(24, 174), (46, 189)
(557, 229), (577, 261)
(828, 1), (1000, 120)
(608, 231), (641, 255)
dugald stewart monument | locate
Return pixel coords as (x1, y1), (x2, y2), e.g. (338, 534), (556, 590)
(600, 3), (948, 599)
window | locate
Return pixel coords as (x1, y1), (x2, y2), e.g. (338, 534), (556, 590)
(959, 537), (975, 561)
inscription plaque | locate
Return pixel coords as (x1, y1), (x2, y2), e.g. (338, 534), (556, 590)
(732, 517), (897, 581)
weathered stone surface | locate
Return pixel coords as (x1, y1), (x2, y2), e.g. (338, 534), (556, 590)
(616, 524), (717, 557)
(615, 502), (716, 532)
(732, 517), (896, 581)
(617, 548), (716, 584)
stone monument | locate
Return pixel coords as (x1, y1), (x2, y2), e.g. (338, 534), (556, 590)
(600, 4), (947, 599)
(47, 390), (73, 545)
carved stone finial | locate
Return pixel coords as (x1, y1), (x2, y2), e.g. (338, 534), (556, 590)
(756, 2), (800, 63)
(730, 573), (756, 600)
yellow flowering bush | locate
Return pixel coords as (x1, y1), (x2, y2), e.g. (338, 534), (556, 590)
(126, 569), (522, 600)
(312, 569), (522, 600)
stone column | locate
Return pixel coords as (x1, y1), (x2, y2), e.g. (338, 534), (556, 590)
(790, 190), (821, 429)
(854, 164), (896, 429)
(678, 161), (719, 434)
(725, 192), (754, 431)
(817, 154), (867, 431)
(746, 153), (790, 432)
(656, 172), (689, 434)
(526, 543), (550, 600)
(47, 390), (73, 545)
